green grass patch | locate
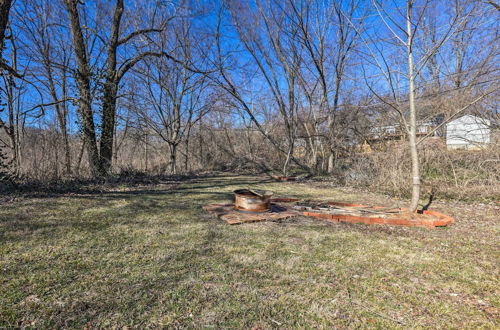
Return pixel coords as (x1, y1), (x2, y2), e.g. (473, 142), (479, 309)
(0, 175), (498, 328)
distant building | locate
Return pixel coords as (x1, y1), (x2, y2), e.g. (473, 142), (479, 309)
(369, 121), (440, 142)
(446, 115), (491, 150)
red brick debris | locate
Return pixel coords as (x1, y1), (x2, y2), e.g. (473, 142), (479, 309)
(300, 201), (454, 228)
(204, 199), (454, 228)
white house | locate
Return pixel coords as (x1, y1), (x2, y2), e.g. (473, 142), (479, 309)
(446, 115), (491, 150)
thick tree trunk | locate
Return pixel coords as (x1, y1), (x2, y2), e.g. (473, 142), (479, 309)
(169, 144), (177, 175)
(100, 83), (118, 174)
(0, 0), (11, 54)
(407, 1), (420, 212)
(0, 0), (12, 179)
(79, 87), (101, 177)
(327, 153), (334, 174)
(99, 0), (124, 175)
(64, 0), (101, 176)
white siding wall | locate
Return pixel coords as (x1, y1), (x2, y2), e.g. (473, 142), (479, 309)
(446, 115), (490, 149)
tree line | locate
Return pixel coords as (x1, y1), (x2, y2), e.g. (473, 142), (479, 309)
(0, 0), (498, 211)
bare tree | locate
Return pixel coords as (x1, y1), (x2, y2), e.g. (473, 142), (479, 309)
(16, 0), (73, 175)
(132, 17), (209, 174)
(63, 0), (176, 176)
(290, 0), (362, 173)
(99, 0), (177, 174)
(63, 0), (101, 176)
(345, 0), (498, 211)
(214, 0), (309, 176)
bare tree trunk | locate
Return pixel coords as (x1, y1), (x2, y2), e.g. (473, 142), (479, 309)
(0, 0), (12, 179)
(199, 120), (204, 168)
(100, 0), (171, 175)
(144, 130), (148, 172)
(169, 143), (177, 175)
(100, 81), (118, 174)
(61, 72), (71, 175)
(407, 1), (420, 212)
(46, 62), (71, 175)
(64, 0), (101, 176)
(283, 144), (293, 177)
(0, 0), (11, 54)
(1, 38), (20, 177)
(15, 109), (22, 175)
(99, 0), (123, 175)
(184, 125), (192, 172)
(75, 139), (85, 176)
(6, 75), (17, 175)
(327, 73), (343, 173)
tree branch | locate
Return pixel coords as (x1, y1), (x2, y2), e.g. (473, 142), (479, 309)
(0, 61), (21, 78)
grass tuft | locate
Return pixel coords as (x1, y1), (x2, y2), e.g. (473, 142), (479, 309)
(1, 175), (498, 328)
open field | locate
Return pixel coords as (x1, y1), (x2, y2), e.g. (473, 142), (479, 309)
(0, 175), (498, 328)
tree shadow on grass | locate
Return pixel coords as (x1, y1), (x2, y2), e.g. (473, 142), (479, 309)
(0, 174), (273, 199)
(0, 175), (272, 244)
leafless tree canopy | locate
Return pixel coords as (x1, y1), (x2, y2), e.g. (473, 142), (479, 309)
(0, 0), (498, 207)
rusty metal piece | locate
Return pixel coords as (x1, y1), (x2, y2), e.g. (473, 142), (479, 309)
(233, 189), (273, 212)
(204, 203), (297, 225)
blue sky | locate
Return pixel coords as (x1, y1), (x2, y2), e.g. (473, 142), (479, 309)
(1, 0), (498, 135)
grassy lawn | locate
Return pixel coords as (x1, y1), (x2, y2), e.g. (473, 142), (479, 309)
(1, 175), (498, 328)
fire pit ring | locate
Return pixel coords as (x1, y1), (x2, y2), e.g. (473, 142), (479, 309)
(233, 189), (273, 213)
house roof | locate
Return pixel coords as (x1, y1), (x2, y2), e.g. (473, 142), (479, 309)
(447, 114), (491, 126)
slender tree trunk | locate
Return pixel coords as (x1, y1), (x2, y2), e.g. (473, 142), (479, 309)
(6, 76), (17, 175)
(53, 133), (59, 178)
(407, 1), (420, 212)
(61, 125), (71, 175)
(144, 130), (148, 172)
(169, 143), (177, 175)
(61, 73), (71, 175)
(184, 125), (192, 172)
(14, 107), (21, 175)
(113, 120), (119, 166)
(327, 153), (334, 173)
(46, 63), (71, 175)
(327, 70), (344, 173)
(327, 105), (335, 173)
(75, 139), (85, 176)
(199, 120), (204, 168)
(282, 141), (294, 177)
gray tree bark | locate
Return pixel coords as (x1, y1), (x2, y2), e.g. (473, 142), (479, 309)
(64, 0), (101, 176)
(406, 0), (421, 212)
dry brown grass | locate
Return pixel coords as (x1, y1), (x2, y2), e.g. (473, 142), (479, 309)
(0, 175), (498, 328)
(338, 143), (500, 202)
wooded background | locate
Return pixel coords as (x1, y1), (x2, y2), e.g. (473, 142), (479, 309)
(0, 0), (498, 202)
